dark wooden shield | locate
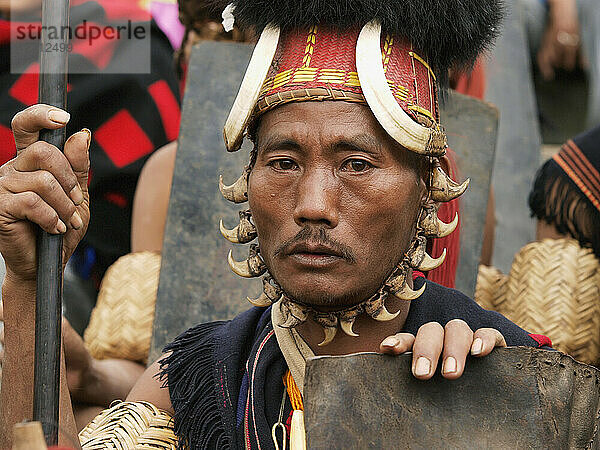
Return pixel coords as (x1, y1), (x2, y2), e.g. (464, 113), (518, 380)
(149, 42), (498, 361)
(440, 93), (498, 296)
(304, 347), (600, 449)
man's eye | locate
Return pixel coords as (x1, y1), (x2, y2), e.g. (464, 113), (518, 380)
(270, 159), (298, 170)
(342, 159), (372, 172)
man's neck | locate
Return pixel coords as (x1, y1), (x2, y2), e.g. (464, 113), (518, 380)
(295, 295), (411, 356)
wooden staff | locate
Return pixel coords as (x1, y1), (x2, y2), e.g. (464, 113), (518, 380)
(33, 0), (70, 445)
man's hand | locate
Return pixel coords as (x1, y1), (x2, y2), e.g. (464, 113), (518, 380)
(537, 0), (581, 80)
(0, 104), (90, 284)
(379, 319), (506, 380)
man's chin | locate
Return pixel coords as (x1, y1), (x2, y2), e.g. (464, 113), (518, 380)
(278, 284), (369, 310)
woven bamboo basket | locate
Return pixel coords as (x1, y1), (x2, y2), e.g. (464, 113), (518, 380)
(83, 251), (161, 364)
(475, 238), (600, 365)
(474, 264), (507, 311)
(79, 401), (177, 449)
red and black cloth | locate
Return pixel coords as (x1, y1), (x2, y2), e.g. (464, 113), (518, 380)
(160, 276), (551, 449)
(0, 0), (181, 282)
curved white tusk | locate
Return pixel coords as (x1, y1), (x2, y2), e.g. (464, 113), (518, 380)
(227, 250), (252, 277)
(220, 219), (240, 243)
(227, 250), (265, 278)
(355, 20), (445, 156)
(224, 24), (281, 152)
(340, 317), (359, 337)
(219, 174), (248, 203)
(247, 292), (272, 308)
(430, 163), (470, 202)
(437, 212), (459, 238)
(371, 303), (401, 322)
(391, 281), (426, 301)
(318, 327), (338, 347)
(416, 248), (447, 271)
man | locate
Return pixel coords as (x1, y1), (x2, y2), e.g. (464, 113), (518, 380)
(0, 0), (550, 448)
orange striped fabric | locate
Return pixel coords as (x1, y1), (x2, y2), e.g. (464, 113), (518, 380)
(553, 140), (600, 212)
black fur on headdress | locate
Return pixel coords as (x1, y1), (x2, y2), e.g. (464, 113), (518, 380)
(211, 0), (503, 81)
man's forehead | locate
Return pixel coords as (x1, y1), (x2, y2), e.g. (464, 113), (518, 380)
(255, 101), (385, 147)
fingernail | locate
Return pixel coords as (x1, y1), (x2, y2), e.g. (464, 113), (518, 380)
(70, 185), (84, 205)
(471, 337), (483, 355)
(56, 219), (67, 234)
(70, 211), (83, 230)
(81, 128), (91, 149)
(381, 336), (400, 348)
(48, 109), (70, 125)
(414, 357), (431, 377)
(443, 356), (457, 374)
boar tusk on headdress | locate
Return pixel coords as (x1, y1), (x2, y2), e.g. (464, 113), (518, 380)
(355, 20), (447, 157)
(223, 24), (281, 152)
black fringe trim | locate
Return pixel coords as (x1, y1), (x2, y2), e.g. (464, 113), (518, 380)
(529, 158), (600, 259)
(159, 322), (230, 450)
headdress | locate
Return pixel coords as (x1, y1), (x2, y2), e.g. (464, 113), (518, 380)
(529, 125), (600, 259)
(217, 0), (503, 344)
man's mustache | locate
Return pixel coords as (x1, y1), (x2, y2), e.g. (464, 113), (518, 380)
(273, 227), (356, 263)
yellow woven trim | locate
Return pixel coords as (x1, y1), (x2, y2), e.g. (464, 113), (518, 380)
(292, 67), (318, 83)
(79, 401), (177, 449)
(317, 69), (348, 84)
(260, 67), (365, 97)
(346, 72), (361, 87)
(409, 51), (436, 81)
(302, 25), (318, 67)
(258, 64), (435, 120)
(382, 35), (394, 73)
(271, 68), (294, 90)
(408, 104), (435, 121)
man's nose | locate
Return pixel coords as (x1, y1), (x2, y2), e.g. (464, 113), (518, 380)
(293, 168), (339, 228)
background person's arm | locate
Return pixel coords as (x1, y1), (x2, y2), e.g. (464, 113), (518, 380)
(0, 104), (90, 448)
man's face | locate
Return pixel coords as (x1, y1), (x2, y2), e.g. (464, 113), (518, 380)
(248, 101), (426, 308)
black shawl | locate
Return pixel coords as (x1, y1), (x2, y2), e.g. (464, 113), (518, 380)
(160, 277), (546, 449)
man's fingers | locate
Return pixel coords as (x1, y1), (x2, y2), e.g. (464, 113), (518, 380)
(441, 319), (473, 380)
(1, 191), (66, 234)
(379, 333), (415, 355)
(11, 105), (70, 152)
(64, 129), (91, 195)
(12, 140), (83, 206)
(412, 322), (443, 380)
(0, 170), (79, 227)
(471, 328), (506, 358)
(561, 47), (577, 71)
